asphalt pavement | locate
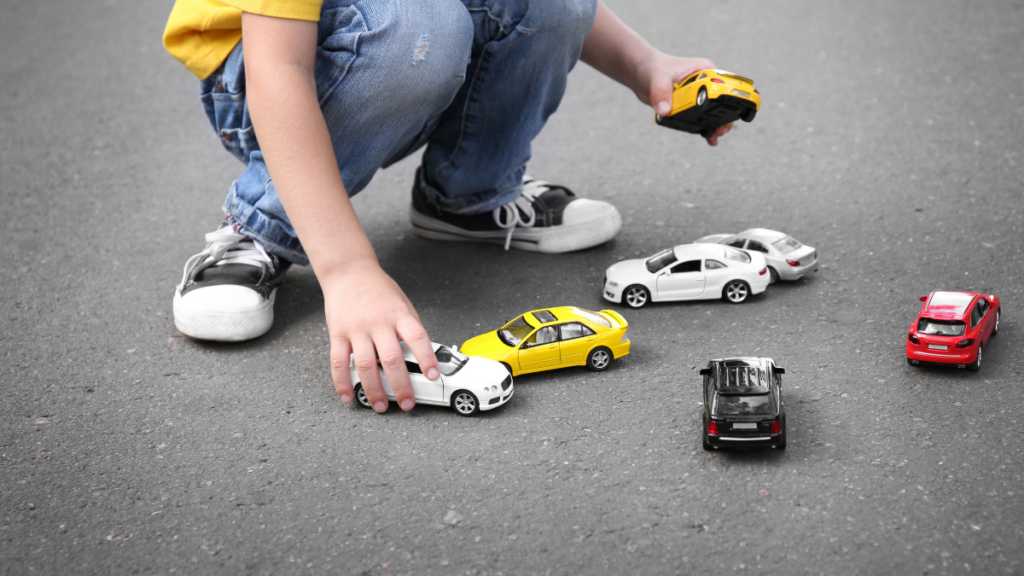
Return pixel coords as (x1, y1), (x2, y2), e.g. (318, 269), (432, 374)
(2, 0), (1024, 574)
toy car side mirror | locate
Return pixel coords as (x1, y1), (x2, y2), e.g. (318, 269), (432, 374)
(775, 367), (785, 375)
(451, 344), (459, 352)
(698, 368), (711, 376)
(919, 296), (928, 302)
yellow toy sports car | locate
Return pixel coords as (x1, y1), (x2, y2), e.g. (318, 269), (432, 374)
(459, 307), (630, 376)
(655, 69), (760, 138)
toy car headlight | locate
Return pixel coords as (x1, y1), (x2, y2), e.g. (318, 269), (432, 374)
(608, 281), (619, 288)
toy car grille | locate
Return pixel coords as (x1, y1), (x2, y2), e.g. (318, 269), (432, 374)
(501, 375), (512, 391)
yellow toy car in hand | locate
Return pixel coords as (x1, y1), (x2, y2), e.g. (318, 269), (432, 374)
(655, 69), (760, 138)
(459, 306), (630, 376)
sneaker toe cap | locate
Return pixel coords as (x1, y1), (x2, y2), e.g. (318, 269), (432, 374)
(178, 285), (267, 314)
(562, 198), (620, 226)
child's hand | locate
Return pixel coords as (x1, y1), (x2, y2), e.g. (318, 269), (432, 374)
(322, 259), (440, 413)
(633, 52), (732, 146)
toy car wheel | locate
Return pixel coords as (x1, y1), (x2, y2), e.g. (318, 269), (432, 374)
(967, 345), (983, 372)
(723, 280), (751, 304)
(623, 285), (650, 308)
(500, 362), (513, 376)
(451, 390), (479, 417)
(586, 347), (613, 372)
(768, 267), (779, 285)
(741, 108), (757, 123)
(696, 87), (708, 108)
(993, 310), (1000, 336)
(353, 384), (373, 409)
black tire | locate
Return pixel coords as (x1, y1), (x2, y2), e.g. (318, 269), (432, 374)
(623, 285), (650, 309)
(967, 345), (983, 372)
(696, 86), (708, 109)
(741, 108), (757, 123)
(353, 384), (372, 409)
(586, 347), (613, 372)
(451, 390), (479, 417)
(723, 280), (751, 304)
(768, 267), (779, 285)
(500, 362), (513, 376)
(992, 309), (1000, 336)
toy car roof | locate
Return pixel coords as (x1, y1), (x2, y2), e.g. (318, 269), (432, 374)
(672, 243), (735, 260)
(524, 306), (611, 326)
(922, 291), (978, 320)
(738, 228), (787, 242)
(707, 357), (777, 368)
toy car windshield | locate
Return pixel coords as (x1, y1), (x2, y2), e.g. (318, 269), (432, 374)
(917, 319), (966, 337)
(646, 249), (675, 273)
(435, 345), (469, 376)
(772, 236), (803, 253)
(714, 362), (770, 394)
(722, 247), (750, 263)
(714, 393), (776, 415)
(498, 316), (534, 347)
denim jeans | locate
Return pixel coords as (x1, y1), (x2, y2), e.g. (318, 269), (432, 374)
(199, 0), (598, 265)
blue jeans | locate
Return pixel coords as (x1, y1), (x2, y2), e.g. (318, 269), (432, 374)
(200, 0), (598, 265)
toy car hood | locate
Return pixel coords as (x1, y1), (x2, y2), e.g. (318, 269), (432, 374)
(460, 330), (509, 358)
(605, 258), (649, 280)
(452, 355), (510, 385)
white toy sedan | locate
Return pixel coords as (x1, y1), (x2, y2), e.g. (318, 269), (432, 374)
(695, 228), (818, 284)
(350, 342), (513, 416)
(603, 244), (770, 308)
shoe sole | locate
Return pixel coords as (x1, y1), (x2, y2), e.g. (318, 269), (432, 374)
(409, 206), (622, 253)
(172, 289), (276, 342)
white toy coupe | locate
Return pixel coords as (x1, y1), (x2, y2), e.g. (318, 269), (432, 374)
(603, 244), (770, 308)
(350, 342), (513, 416)
(694, 228), (818, 284)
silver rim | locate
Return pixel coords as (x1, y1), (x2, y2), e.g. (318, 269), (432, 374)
(995, 312), (1000, 333)
(590, 349), (611, 370)
(726, 282), (748, 302)
(453, 392), (476, 414)
(626, 287), (647, 308)
(976, 346), (982, 368)
(355, 386), (370, 407)
(697, 88), (707, 106)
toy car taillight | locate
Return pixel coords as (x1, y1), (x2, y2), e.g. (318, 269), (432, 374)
(711, 78), (725, 84)
(786, 259), (800, 267)
(759, 267), (767, 276)
(769, 418), (782, 434)
(754, 88), (760, 95)
(708, 421), (719, 435)
(956, 338), (975, 348)
(908, 333), (920, 344)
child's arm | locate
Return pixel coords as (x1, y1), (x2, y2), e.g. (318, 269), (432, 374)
(581, 2), (733, 146)
(241, 13), (439, 411)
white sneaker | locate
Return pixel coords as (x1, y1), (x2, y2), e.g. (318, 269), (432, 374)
(172, 224), (290, 341)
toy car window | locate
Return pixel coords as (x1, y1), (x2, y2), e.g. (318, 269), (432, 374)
(499, 315), (535, 346)
(524, 326), (557, 347)
(698, 73), (707, 80)
(645, 249), (677, 273)
(559, 322), (587, 341)
(705, 259), (726, 270)
(570, 307), (612, 328)
(713, 393), (776, 416)
(533, 310), (557, 323)
(723, 247), (751, 263)
(405, 361), (422, 375)
(970, 305), (983, 328)
(975, 298), (989, 315)
(670, 260), (701, 274)
(772, 236), (803, 254)
(726, 238), (746, 248)
(747, 240), (769, 253)
(681, 74), (699, 87)
(917, 318), (966, 337)
(434, 345), (468, 376)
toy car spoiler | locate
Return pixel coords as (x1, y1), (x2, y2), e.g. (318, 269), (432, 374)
(600, 309), (628, 328)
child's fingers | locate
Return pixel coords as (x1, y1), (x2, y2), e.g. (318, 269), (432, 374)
(650, 71), (675, 117)
(329, 337), (354, 402)
(373, 333), (416, 412)
(705, 123), (733, 147)
(398, 316), (439, 381)
(351, 335), (389, 413)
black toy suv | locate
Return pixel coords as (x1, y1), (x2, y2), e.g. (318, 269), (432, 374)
(700, 357), (786, 450)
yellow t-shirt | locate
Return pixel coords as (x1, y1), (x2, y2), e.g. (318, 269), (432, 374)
(163, 0), (324, 80)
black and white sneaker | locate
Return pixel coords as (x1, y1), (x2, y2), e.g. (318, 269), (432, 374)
(172, 223), (290, 342)
(410, 176), (621, 253)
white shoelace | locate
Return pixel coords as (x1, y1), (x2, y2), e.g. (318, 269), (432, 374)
(179, 225), (273, 288)
(491, 179), (552, 250)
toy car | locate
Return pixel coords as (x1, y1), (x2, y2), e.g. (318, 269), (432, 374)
(906, 291), (1001, 372)
(603, 244), (769, 308)
(655, 69), (761, 138)
(699, 358), (786, 451)
(695, 228), (818, 284)
(350, 342), (513, 417)
(459, 307), (630, 376)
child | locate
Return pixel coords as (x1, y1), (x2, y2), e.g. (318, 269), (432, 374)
(163, 0), (732, 414)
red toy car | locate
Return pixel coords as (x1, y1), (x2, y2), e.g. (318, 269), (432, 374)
(906, 291), (1001, 371)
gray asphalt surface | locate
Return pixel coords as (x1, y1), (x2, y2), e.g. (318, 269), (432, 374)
(2, 0), (1024, 574)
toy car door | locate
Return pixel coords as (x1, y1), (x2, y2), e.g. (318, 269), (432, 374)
(405, 360), (443, 403)
(518, 326), (560, 371)
(656, 260), (705, 300)
(557, 322), (597, 365)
